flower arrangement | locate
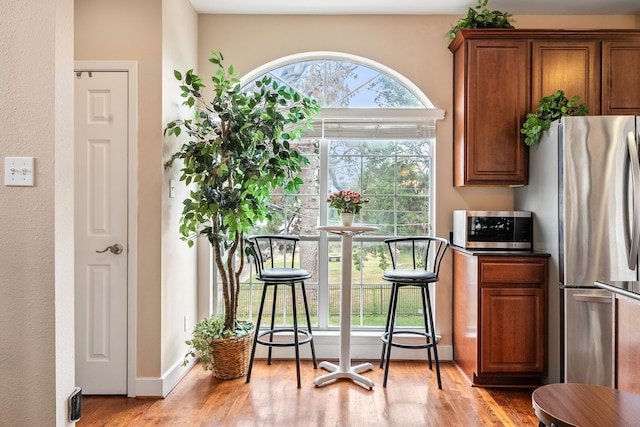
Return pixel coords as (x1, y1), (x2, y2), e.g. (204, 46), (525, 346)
(326, 190), (370, 214)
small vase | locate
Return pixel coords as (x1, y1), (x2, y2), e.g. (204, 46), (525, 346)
(340, 212), (354, 227)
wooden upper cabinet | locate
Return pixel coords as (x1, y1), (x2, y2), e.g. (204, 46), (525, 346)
(531, 40), (601, 114)
(451, 33), (529, 186)
(450, 29), (640, 187)
(602, 41), (640, 114)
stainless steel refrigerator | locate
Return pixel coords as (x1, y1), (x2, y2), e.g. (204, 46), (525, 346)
(515, 115), (640, 386)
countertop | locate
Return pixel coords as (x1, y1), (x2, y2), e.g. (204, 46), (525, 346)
(595, 280), (640, 301)
(452, 245), (550, 257)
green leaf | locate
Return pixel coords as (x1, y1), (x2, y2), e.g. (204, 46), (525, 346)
(521, 89), (589, 146)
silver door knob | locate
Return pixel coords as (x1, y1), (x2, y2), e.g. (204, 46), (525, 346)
(96, 243), (124, 255)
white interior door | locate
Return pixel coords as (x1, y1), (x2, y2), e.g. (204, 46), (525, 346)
(74, 70), (128, 394)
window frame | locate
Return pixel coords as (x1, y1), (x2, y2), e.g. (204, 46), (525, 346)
(213, 52), (444, 332)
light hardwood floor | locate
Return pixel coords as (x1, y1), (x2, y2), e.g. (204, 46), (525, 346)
(78, 360), (540, 426)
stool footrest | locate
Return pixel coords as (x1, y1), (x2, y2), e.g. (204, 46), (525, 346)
(257, 328), (313, 347)
(381, 330), (437, 350)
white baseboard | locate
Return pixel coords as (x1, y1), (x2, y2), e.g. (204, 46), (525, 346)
(135, 358), (195, 397)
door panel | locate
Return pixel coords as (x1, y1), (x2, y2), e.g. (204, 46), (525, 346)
(480, 287), (545, 374)
(74, 71), (128, 394)
(464, 39), (529, 185)
(602, 42), (640, 114)
(561, 116), (637, 286)
(531, 40), (600, 114)
(565, 288), (613, 386)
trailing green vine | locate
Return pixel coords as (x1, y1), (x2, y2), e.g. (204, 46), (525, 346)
(521, 90), (590, 146)
(446, 0), (515, 41)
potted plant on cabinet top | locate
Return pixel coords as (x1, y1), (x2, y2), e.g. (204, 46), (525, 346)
(446, 0), (515, 41)
(165, 50), (320, 379)
(521, 90), (589, 146)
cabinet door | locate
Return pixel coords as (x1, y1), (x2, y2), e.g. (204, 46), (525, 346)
(602, 41), (640, 115)
(455, 39), (529, 186)
(480, 287), (546, 374)
(615, 294), (640, 394)
(531, 40), (600, 114)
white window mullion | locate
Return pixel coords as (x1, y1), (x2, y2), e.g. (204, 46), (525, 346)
(317, 137), (330, 329)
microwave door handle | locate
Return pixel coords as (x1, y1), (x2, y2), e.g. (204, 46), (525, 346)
(626, 131), (640, 270)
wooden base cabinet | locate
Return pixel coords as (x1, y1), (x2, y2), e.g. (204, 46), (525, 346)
(615, 294), (640, 394)
(453, 250), (549, 386)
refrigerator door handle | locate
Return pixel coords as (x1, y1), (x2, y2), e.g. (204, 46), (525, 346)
(627, 131), (640, 270)
(573, 294), (613, 304)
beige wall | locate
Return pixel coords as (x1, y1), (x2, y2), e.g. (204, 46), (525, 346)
(0, 0), (74, 425)
(161, 0), (199, 377)
(197, 13), (639, 384)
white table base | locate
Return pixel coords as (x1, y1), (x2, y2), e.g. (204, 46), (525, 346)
(314, 361), (375, 389)
(314, 225), (378, 390)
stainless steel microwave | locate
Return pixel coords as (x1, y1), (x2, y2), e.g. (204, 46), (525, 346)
(452, 210), (533, 250)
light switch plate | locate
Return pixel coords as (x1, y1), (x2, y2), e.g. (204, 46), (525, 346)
(4, 157), (34, 186)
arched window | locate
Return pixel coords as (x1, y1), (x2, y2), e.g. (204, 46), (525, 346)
(242, 54), (434, 109)
(222, 53), (444, 333)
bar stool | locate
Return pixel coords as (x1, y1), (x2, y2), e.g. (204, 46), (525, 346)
(380, 236), (449, 389)
(245, 235), (317, 388)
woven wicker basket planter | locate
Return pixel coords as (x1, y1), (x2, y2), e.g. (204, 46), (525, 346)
(209, 329), (255, 380)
